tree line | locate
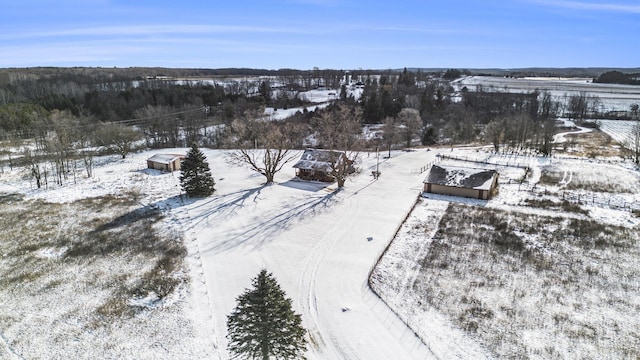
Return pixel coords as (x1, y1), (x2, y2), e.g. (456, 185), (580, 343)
(593, 70), (640, 86)
(1, 66), (615, 190)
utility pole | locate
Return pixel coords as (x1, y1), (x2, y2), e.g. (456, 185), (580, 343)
(375, 147), (380, 179)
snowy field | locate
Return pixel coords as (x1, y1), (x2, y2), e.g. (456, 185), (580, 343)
(0, 141), (639, 359)
(455, 76), (640, 113)
(264, 87), (363, 120)
(373, 198), (640, 358)
(597, 119), (639, 147)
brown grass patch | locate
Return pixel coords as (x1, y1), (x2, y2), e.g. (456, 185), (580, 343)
(556, 129), (627, 158)
(412, 203), (640, 358)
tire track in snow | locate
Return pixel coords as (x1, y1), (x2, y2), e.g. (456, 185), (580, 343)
(559, 169), (573, 189)
(297, 190), (356, 359)
(0, 329), (23, 360)
(166, 199), (222, 359)
(296, 152), (439, 360)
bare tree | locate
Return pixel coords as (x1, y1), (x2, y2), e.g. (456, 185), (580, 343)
(96, 123), (142, 159)
(484, 119), (505, 153)
(397, 108), (421, 148)
(381, 116), (399, 157)
(23, 147), (43, 189)
(314, 104), (362, 188)
(567, 92), (600, 124)
(181, 106), (208, 146)
(538, 91), (560, 120)
(68, 114), (98, 177)
(628, 104), (640, 164)
(228, 111), (300, 184)
(135, 105), (176, 148)
(538, 117), (556, 156)
(46, 115), (74, 185)
(631, 104), (639, 120)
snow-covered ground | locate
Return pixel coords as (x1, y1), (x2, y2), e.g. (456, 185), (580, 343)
(454, 76), (640, 113)
(553, 119), (592, 144)
(170, 149), (441, 359)
(597, 119), (639, 146)
(1, 143), (638, 359)
(0, 148), (441, 359)
(264, 87), (363, 120)
(372, 148), (640, 358)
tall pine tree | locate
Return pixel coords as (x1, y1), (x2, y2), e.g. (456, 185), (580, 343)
(227, 269), (307, 360)
(180, 143), (215, 197)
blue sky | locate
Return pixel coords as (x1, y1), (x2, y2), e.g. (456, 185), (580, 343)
(1, 0), (638, 69)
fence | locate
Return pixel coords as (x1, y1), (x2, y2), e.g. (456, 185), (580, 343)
(410, 157), (440, 175)
(526, 185), (640, 213)
(366, 193), (423, 281)
(434, 152), (639, 214)
(437, 153), (532, 169)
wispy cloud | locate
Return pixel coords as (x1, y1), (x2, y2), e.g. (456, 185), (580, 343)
(286, 0), (344, 6)
(0, 24), (319, 41)
(0, 36), (281, 67)
(529, 0), (640, 13)
(2, 21), (470, 43)
(352, 24), (472, 34)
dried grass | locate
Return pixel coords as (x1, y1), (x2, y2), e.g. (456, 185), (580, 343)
(412, 203), (640, 358)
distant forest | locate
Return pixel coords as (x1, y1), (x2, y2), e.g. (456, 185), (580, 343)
(594, 71), (640, 85)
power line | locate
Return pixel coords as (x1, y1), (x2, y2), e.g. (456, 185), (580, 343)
(1, 106), (210, 140)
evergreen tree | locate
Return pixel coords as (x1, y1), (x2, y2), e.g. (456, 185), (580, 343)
(227, 269), (307, 360)
(180, 143), (215, 197)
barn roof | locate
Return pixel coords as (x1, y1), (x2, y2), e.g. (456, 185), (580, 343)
(424, 165), (497, 191)
(292, 149), (345, 171)
(147, 154), (183, 165)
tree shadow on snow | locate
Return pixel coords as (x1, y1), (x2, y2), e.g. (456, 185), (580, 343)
(139, 168), (174, 176)
(278, 179), (331, 192)
(179, 185), (270, 231)
(199, 189), (340, 254)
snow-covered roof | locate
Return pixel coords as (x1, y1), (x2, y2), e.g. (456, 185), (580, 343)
(424, 164), (497, 190)
(292, 149), (344, 171)
(147, 154), (183, 164)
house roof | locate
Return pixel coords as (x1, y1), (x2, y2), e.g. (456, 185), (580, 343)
(292, 149), (345, 172)
(147, 154), (183, 164)
(424, 165), (497, 191)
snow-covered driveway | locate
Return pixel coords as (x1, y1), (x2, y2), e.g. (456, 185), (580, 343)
(173, 150), (437, 359)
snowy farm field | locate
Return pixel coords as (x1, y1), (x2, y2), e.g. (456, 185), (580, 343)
(597, 119), (640, 148)
(455, 76), (640, 113)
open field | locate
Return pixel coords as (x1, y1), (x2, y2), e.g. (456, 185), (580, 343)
(455, 76), (640, 113)
(0, 191), (210, 359)
(556, 126), (627, 159)
(597, 119), (640, 150)
(373, 199), (640, 359)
